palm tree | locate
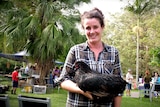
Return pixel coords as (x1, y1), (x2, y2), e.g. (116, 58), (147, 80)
(0, 0), (90, 84)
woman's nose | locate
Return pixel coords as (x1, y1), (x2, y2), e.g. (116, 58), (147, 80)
(90, 28), (95, 34)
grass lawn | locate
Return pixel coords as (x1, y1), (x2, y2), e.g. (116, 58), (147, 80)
(1, 75), (160, 107)
(5, 87), (68, 107)
(122, 95), (160, 107)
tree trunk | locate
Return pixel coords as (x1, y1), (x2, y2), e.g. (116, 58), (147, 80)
(37, 61), (53, 85)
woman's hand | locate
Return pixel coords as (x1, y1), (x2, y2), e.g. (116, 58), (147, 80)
(81, 91), (93, 100)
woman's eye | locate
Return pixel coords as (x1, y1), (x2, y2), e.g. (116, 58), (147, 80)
(93, 26), (98, 29)
(85, 27), (91, 30)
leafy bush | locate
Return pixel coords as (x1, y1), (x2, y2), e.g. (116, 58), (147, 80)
(0, 58), (23, 74)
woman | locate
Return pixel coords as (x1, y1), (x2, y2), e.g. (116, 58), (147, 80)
(59, 8), (123, 107)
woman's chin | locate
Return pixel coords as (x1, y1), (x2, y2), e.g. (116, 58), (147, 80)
(88, 39), (99, 44)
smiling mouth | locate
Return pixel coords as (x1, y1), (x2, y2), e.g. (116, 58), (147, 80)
(89, 34), (97, 38)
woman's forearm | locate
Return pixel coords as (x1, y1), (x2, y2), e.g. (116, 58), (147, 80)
(60, 80), (83, 93)
(60, 80), (93, 99)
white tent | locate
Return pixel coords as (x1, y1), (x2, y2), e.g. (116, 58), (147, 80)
(14, 50), (29, 56)
(0, 50), (64, 64)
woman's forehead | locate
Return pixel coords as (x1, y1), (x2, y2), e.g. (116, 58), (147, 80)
(83, 18), (100, 25)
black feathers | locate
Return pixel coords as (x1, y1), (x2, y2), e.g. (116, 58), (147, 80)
(69, 61), (127, 103)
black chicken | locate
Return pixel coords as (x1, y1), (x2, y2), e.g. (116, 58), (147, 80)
(69, 61), (127, 103)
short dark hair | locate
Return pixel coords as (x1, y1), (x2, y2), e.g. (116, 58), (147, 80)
(81, 7), (105, 29)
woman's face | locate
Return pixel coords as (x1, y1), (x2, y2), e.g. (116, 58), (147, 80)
(83, 18), (104, 44)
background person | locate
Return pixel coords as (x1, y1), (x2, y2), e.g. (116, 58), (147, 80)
(58, 7), (123, 107)
(24, 64), (29, 75)
(138, 74), (143, 84)
(52, 66), (60, 79)
(52, 66), (60, 87)
(153, 72), (160, 98)
(11, 66), (20, 94)
(126, 69), (133, 96)
(143, 70), (152, 98)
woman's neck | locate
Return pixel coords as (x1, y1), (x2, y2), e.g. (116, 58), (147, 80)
(88, 41), (104, 61)
(88, 41), (103, 49)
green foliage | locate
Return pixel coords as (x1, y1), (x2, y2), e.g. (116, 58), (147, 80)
(125, 0), (160, 16)
(125, 0), (150, 15)
(0, 58), (9, 73)
(0, 58), (22, 74)
(104, 0), (160, 75)
(149, 47), (160, 67)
